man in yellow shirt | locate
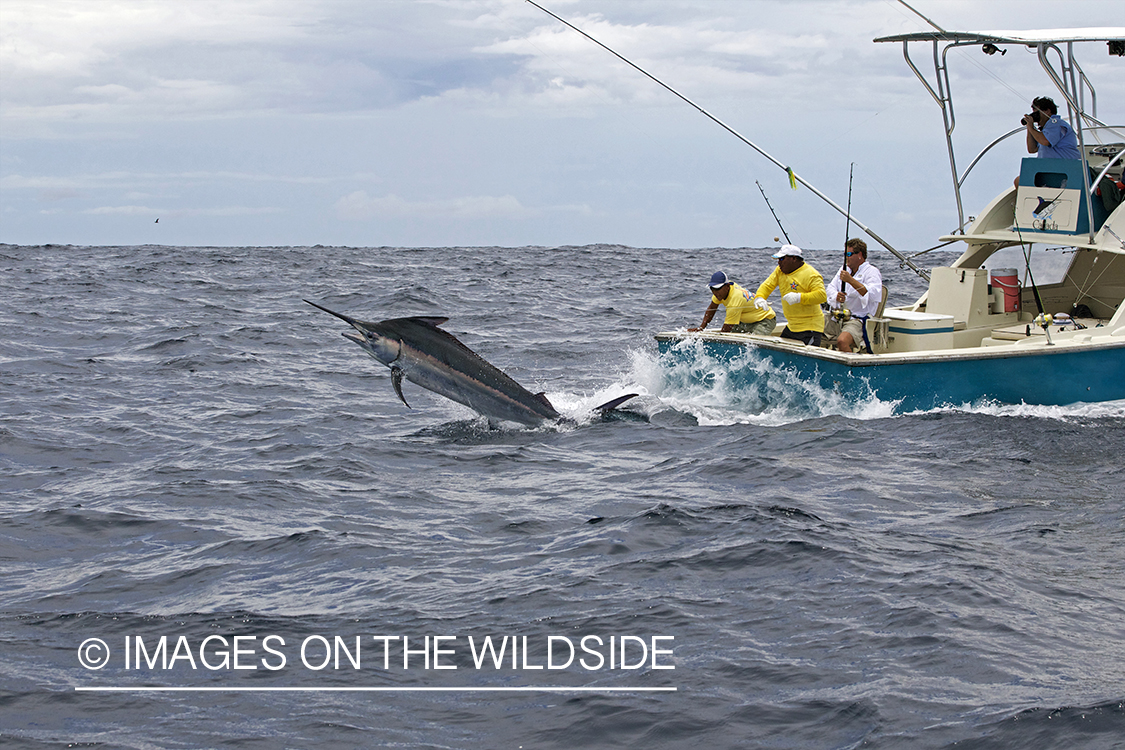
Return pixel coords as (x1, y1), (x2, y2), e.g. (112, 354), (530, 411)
(688, 271), (777, 335)
(754, 245), (827, 346)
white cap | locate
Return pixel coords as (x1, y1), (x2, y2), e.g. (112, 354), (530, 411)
(771, 244), (803, 259)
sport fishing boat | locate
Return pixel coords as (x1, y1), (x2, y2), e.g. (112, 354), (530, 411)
(655, 27), (1125, 412)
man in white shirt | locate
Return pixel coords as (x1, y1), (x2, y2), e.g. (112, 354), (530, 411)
(824, 239), (882, 353)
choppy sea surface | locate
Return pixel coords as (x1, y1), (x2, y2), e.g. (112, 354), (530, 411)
(2, 243), (1123, 749)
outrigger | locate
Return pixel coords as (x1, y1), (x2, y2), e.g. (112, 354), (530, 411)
(655, 27), (1125, 411)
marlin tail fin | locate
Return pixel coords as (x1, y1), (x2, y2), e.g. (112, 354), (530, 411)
(593, 393), (639, 412)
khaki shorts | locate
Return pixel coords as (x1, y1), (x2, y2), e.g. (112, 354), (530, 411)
(730, 318), (777, 336)
(823, 313), (866, 350)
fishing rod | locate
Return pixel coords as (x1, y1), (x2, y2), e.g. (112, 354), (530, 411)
(842, 162), (855, 274)
(1012, 217), (1054, 345)
(895, 0), (947, 35)
(831, 162), (856, 316)
(756, 181), (791, 245)
(525, 0), (930, 280)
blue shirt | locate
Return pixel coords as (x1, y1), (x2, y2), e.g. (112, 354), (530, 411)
(1037, 115), (1079, 159)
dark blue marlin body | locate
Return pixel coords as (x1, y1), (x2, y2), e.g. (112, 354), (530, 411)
(306, 300), (636, 425)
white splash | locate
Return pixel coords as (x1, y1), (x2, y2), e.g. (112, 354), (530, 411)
(617, 339), (898, 426)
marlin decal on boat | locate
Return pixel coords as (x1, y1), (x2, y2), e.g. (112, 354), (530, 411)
(305, 300), (637, 426)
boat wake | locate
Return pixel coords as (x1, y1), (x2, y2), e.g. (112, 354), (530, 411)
(913, 398), (1125, 422)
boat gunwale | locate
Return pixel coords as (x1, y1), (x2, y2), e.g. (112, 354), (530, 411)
(653, 329), (1125, 368)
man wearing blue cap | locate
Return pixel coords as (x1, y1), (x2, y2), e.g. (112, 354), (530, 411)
(688, 271), (777, 335)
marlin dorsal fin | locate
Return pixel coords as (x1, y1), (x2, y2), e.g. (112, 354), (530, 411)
(408, 316), (450, 328)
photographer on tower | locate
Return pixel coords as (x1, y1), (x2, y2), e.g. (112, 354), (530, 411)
(1013, 96), (1080, 187)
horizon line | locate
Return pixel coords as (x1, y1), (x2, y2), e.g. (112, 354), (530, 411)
(76, 685), (677, 693)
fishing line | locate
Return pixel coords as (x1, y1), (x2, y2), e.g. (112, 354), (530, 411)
(1068, 224), (1125, 313)
(808, 108), (889, 159)
(906, 239), (961, 259)
(892, 1), (1028, 110)
(523, 0), (787, 171)
(525, 0), (930, 280)
(1070, 248), (1118, 314)
(518, 25), (619, 110)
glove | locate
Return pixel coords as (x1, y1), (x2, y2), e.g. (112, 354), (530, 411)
(754, 297), (771, 311)
(782, 292), (802, 305)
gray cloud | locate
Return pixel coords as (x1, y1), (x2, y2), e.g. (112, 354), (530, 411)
(2, 1), (1121, 248)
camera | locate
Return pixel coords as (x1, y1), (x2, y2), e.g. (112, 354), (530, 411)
(1021, 111), (1043, 127)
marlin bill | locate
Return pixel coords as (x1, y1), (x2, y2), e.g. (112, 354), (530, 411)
(305, 300), (637, 426)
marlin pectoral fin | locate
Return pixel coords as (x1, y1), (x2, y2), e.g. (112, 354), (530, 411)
(390, 365), (410, 408)
(593, 393), (639, 412)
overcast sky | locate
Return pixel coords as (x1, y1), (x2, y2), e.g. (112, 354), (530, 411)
(2, 0), (1122, 250)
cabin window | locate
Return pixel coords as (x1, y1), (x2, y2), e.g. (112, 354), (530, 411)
(1033, 172), (1068, 189)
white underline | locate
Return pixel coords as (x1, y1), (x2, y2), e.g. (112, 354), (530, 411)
(75, 686), (676, 693)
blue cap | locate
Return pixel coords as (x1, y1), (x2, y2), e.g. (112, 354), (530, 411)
(709, 271), (729, 289)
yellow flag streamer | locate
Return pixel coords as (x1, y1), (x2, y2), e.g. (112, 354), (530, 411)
(787, 167), (798, 191)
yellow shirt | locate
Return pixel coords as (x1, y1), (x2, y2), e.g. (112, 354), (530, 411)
(714, 282), (775, 325)
(754, 262), (827, 332)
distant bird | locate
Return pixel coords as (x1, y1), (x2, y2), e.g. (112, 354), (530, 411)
(155, 218), (159, 223)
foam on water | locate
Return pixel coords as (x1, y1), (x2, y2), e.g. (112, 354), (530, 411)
(915, 397), (1125, 422)
(544, 386), (650, 423)
(625, 338), (899, 426)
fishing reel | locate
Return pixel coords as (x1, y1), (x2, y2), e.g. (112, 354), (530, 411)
(831, 307), (852, 322)
(1034, 312), (1080, 331)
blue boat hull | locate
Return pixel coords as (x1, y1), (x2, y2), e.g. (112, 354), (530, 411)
(655, 336), (1125, 412)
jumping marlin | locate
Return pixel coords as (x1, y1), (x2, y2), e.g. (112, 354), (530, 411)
(305, 300), (637, 426)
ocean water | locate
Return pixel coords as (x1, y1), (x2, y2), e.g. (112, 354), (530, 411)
(1, 242), (1123, 749)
